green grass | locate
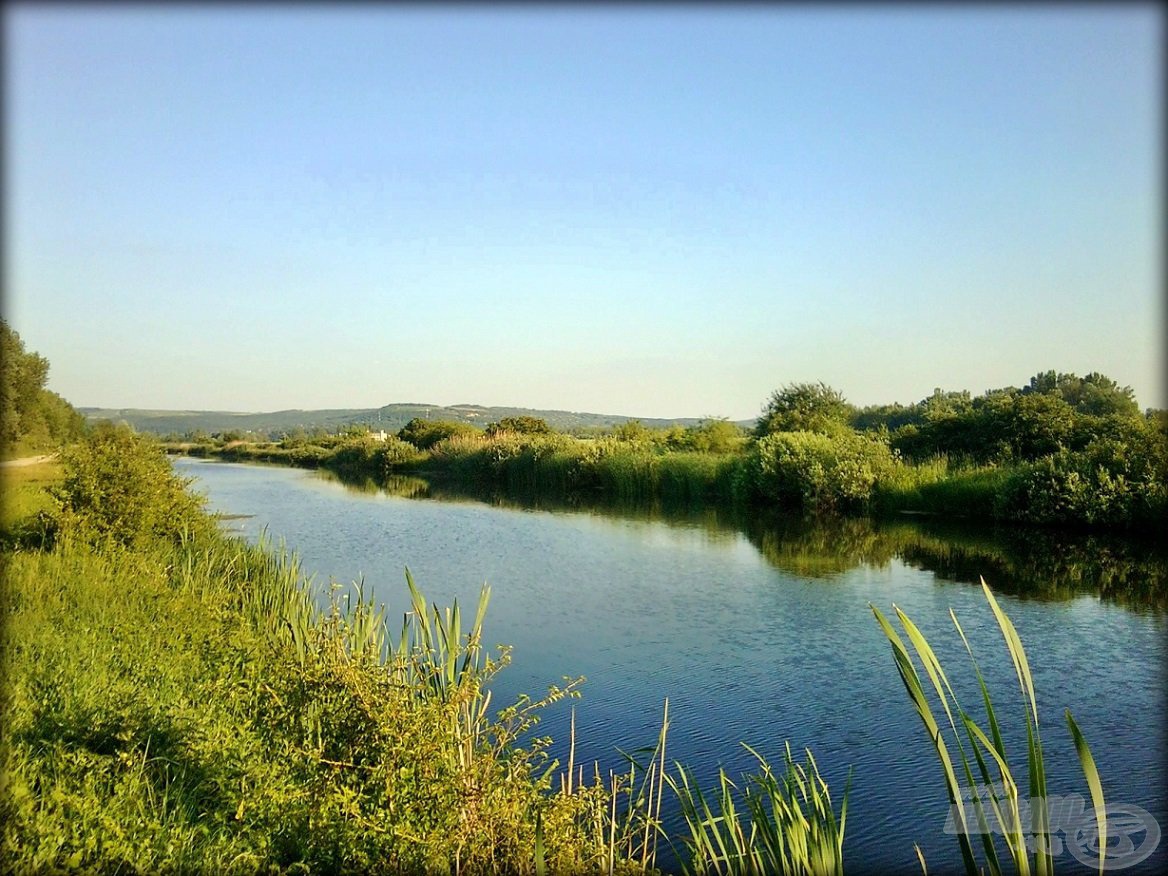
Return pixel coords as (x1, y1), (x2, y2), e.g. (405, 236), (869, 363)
(0, 460), (62, 527)
(668, 743), (848, 876)
(1, 438), (634, 873)
(875, 461), (1013, 519)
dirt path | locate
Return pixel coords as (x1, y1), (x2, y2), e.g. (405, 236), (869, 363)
(0, 454), (58, 468)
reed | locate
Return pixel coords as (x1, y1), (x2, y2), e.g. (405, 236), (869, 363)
(667, 741), (848, 876)
(871, 578), (1107, 876)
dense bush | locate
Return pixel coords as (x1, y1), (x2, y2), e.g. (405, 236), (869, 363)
(669, 418), (748, 454)
(755, 382), (854, 437)
(485, 416), (551, 436)
(752, 430), (897, 513)
(325, 435), (426, 480)
(397, 418), (480, 450)
(875, 372), (1147, 468)
(52, 424), (212, 549)
(997, 437), (1168, 528)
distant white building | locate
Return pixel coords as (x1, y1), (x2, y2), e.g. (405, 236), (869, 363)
(373, 430), (388, 441)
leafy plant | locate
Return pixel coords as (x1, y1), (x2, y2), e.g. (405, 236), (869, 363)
(755, 383), (854, 438)
(52, 424), (212, 549)
(752, 430), (897, 513)
(871, 579), (1107, 876)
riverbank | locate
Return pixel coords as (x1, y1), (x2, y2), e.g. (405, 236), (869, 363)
(165, 421), (1167, 533)
(1, 430), (661, 873)
(5, 427), (1128, 874)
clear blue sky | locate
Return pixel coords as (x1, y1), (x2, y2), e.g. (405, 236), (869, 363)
(5, 4), (1162, 419)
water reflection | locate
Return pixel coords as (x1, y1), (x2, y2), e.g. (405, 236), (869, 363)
(320, 469), (1168, 612)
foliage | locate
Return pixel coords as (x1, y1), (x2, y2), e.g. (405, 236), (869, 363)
(673, 418), (749, 454)
(669, 742), (848, 876)
(755, 382), (854, 438)
(872, 580), (1106, 876)
(397, 417), (480, 450)
(1, 442), (646, 874)
(0, 459), (63, 550)
(486, 416), (552, 436)
(887, 374), (1147, 468)
(752, 430), (898, 513)
(324, 434), (425, 480)
(158, 366), (1166, 531)
(4, 432), (1128, 874)
(1023, 370), (1139, 418)
(996, 437), (1168, 529)
(52, 424), (213, 549)
(0, 319), (86, 455)
(611, 419), (654, 444)
(874, 460), (1012, 520)
(852, 401), (923, 433)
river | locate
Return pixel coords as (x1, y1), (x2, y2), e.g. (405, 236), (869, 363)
(175, 457), (1166, 875)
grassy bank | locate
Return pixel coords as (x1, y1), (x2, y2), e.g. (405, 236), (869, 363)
(3, 428), (1113, 874)
(1, 437), (637, 873)
(2, 428), (853, 874)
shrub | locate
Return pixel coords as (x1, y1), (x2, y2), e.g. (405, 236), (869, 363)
(754, 382), (854, 437)
(752, 430), (897, 513)
(485, 416), (552, 436)
(397, 418), (479, 450)
(674, 418), (748, 454)
(376, 436), (426, 471)
(996, 438), (1168, 529)
(52, 424), (212, 549)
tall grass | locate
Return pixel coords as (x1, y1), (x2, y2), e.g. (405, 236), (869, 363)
(871, 579), (1107, 876)
(2, 432), (632, 873)
(875, 462), (1014, 519)
(424, 432), (744, 506)
(668, 743), (849, 876)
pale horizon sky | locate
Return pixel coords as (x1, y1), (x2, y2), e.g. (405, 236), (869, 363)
(4, 4), (1163, 420)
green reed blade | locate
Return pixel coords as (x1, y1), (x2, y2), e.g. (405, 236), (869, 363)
(981, 578), (1039, 729)
(1066, 710), (1107, 876)
(871, 603), (980, 875)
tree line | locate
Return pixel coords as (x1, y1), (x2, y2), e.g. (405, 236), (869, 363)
(0, 320), (86, 455)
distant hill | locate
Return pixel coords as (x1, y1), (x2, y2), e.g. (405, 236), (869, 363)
(79, 403), (754, 437)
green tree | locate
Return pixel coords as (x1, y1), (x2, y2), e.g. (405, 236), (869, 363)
(485, 416), (552, 436)
(920, 388), (973, 422)
(612, 419), (652, 443)
(684, 417), (747, 453)
(1, 319), (85, 453)
(755, 382), (854, 437)
(1024, 370), (1139, 418)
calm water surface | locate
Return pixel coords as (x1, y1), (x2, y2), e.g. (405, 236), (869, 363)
(176, 458), (1167, 875)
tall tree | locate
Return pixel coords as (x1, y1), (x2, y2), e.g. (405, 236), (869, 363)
(1, 319), (84, 451)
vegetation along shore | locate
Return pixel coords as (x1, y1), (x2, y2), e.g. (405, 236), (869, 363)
(1, 318), (1130, 872)
(157, 374), (1167, 533)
